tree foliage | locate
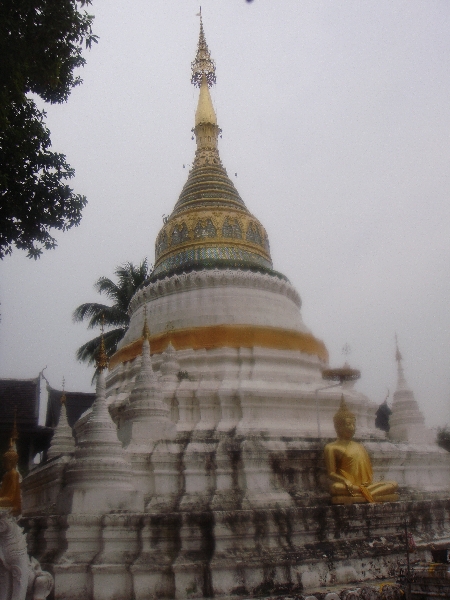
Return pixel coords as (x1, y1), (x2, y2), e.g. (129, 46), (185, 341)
(437, 426), (450, 453)
(0, 0), (98, 259)
(73, 259), (150, 372)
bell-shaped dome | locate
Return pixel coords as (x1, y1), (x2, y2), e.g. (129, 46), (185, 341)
(152, 20), (272, 280)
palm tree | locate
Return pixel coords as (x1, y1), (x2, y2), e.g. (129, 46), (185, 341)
(73, 259), (150, 369)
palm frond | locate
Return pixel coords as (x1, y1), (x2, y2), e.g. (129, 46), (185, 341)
(75, 328), (126, 365)
(72, 302), (112, 323)
(73, 257), (149, 369)
(94, 277), (121, 301)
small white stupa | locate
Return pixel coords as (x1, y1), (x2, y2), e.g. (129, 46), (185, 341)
(46, 383), (75, 460)
(65, 331), (138, 514)
(389, 337), (434, 445)
(118, 311), (175, 448)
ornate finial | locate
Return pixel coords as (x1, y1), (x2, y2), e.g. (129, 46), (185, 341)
(395, 333), (402, 363)
(191, 12), (216, 87)
(96, 315), (109, 372)
(60, 377), (67, 405)
(142, 305), (150, 340)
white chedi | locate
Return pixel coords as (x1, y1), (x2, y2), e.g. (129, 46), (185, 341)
(65, 369), (139, 514)
(119, 335), (176, 448)
(389, 341), (434, 445)
(159, 342), (179, 382)
(47, 398), (75, 460)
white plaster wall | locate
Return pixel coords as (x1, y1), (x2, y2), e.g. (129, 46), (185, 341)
(120, 270), (309, 348)
(106, 345), (383, 439)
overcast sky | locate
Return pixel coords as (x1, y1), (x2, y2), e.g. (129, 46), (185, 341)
(1, 0), (449, 428)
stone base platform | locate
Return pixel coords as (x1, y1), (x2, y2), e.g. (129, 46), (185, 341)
(21, 499), (450, 599)
(331, 494), (399, 505)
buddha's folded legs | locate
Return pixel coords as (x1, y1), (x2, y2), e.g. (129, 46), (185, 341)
(368, 480), (398, 497)
(330, 481), (399, 504)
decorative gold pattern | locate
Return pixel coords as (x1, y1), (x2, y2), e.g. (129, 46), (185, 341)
(155, 207), (271, 266)
(109, 324), (328, 370)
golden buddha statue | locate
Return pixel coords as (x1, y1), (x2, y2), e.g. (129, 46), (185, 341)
(0, 437), (22, 516)
(324, 396), (399, 504)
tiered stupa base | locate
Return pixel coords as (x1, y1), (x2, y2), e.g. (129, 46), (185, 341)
(22, 421), (450, 599)
(21, 497), (450, 599)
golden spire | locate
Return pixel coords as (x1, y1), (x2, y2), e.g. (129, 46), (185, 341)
(195, 74), (217, 126)
(142, 305), (150, 340)
(148, 10), (273, 283)
(60, 376), (67, 405)
(96, 315), (109, 372)
(191, 12), (216, 88)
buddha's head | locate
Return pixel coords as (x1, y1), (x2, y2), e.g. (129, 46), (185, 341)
(3, 440), (18, 471)
(333, 396), (356, 440)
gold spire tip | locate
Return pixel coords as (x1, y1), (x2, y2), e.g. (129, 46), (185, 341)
(96, 315), (109, 372)
(142, 305), (150, 340)
(60, 376), (67, 405)
(191, 12), (216, 88)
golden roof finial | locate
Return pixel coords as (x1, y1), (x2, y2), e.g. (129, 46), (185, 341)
(191, 10), (216, 88)
(142, 305), (150, 340)
(60, 376), (67, 406)
(11, 408), (18, 445)
(3, 436), (19, 465)
(96, 314), (109, 372)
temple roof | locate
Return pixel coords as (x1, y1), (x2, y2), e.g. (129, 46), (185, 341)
(152, 16), (273, 280)
(46, 388), (96, 429)
(0, 378), (39, 428)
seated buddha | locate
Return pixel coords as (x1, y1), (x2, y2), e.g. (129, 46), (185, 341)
(0, 439), (22, 516)
(324, 396), (398, 504)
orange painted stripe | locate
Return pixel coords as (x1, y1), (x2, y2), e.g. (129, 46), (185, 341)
(108, 325), (328, 370)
